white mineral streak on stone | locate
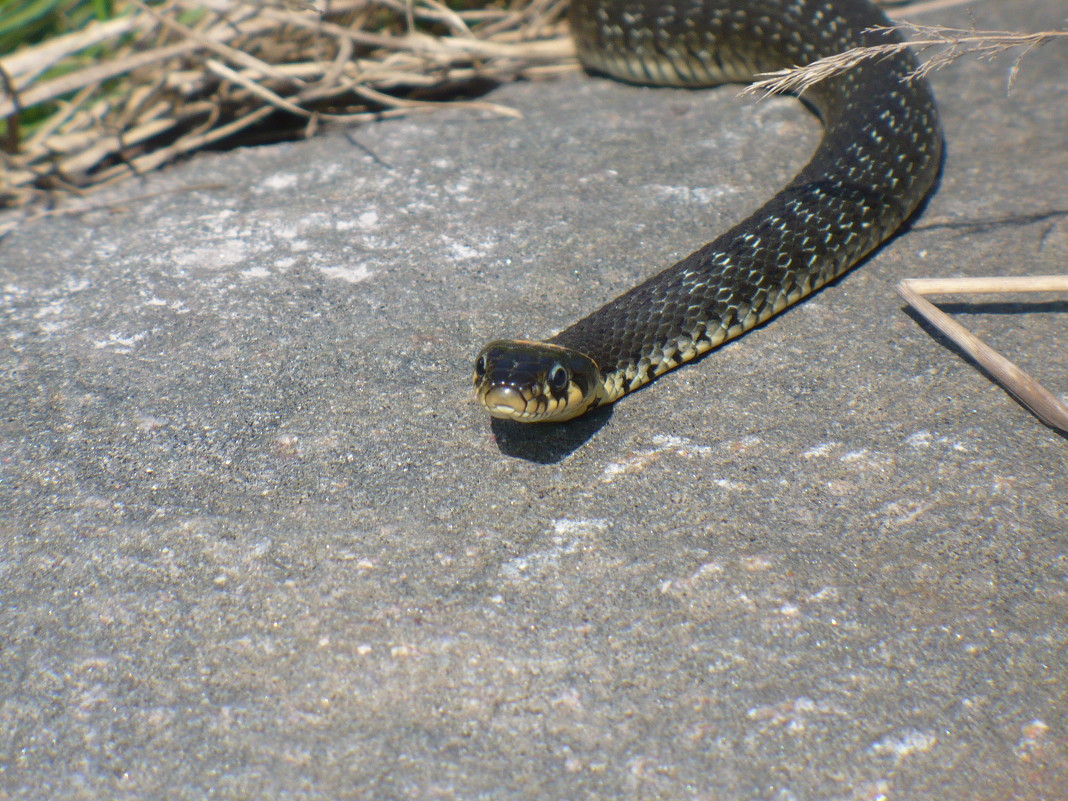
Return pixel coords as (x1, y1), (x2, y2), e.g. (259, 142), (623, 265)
(601, 433), (711, 481)
(317, 264), (373, 284)
(800, 441), (839, 458)
(869, 729), (938, 762)
(173, 239), (247, 270)
(263, 172), (298, 190)
(499, 518), (610, 581)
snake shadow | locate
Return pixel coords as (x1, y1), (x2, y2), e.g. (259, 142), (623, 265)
(490, 404), (614, 462)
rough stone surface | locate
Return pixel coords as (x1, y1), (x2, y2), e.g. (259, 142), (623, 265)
(1, 1), (1065, 798)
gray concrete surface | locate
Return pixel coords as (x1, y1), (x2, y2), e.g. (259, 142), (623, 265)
(1, 0), (1066, 798)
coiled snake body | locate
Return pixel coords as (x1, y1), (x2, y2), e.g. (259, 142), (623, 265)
(474, 0), (941, 422)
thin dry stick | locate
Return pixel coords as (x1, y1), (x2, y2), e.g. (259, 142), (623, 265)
(892, 0), (983, 16)
(2, 15), (144, 82)
(897, 276), (1068, 432)
(130, 0), (304, 87)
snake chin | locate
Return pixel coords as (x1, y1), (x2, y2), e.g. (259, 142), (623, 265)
(473, 340), (605, 423)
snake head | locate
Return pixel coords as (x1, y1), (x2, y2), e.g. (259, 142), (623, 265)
(473, 340), (605, 423)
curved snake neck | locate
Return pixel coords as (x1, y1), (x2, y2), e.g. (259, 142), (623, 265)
(475, 0), (941, 422)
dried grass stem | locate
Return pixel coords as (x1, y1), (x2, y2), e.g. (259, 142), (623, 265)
(1, 1), (1060, 211)
(0, 0), (574, 208)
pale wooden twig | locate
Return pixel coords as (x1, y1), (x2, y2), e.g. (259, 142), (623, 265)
(131, 0), (305, 87)
(348, 82), (524, 119)
(431, 34), (573, 61)
(0, 42), (191, 120)
(206, 58), (309, 116)
(0, 15), (144, 82)
(897, 276), (1068, 432)
(890, 0), (982, 16)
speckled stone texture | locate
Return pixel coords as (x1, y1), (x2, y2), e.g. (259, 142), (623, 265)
(1, 0), (1065, 799)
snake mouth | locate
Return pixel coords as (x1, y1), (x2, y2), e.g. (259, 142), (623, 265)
(480, 386), (539, 420)
(473, 340), (604, 423)
(474, 376), (583, 422)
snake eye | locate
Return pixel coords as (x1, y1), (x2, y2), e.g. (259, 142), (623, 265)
(548, 363), (569, 392)
(475, 354), (487, 378)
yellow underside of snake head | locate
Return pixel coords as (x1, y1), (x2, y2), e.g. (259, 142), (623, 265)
(473, 340), (605, 423)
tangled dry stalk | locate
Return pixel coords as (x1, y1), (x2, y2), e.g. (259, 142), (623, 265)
(0, 0), (1062, 213)
(749, 22), (1068, 97)
(0, 0), (575, 209)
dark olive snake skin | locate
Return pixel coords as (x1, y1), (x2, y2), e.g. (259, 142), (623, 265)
(474, 0), (942, 422)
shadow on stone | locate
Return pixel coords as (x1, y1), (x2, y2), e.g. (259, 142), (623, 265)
(934, 299), (1068, 316)
(489, 405), (614, 462)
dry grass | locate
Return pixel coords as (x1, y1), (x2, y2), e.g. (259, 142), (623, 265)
(0, 0), (575, 209)
(749, 22), (1067, 98)
(0, 0), (1060, 214)
(897, 276), (1068, 433)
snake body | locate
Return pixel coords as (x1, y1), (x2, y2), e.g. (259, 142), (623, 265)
(474, 0), (941, 422)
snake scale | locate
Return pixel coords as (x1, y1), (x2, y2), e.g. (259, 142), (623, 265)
(474, 0), (942, 422)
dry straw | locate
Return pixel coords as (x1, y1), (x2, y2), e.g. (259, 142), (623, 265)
(749, 22), (1068, 98)
(897, 277), (1068, 433)
(0, 0), (1062, 213)
(0, 0), (575, 209)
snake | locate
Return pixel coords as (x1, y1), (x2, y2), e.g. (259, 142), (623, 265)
(473, 0), (941, 422)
